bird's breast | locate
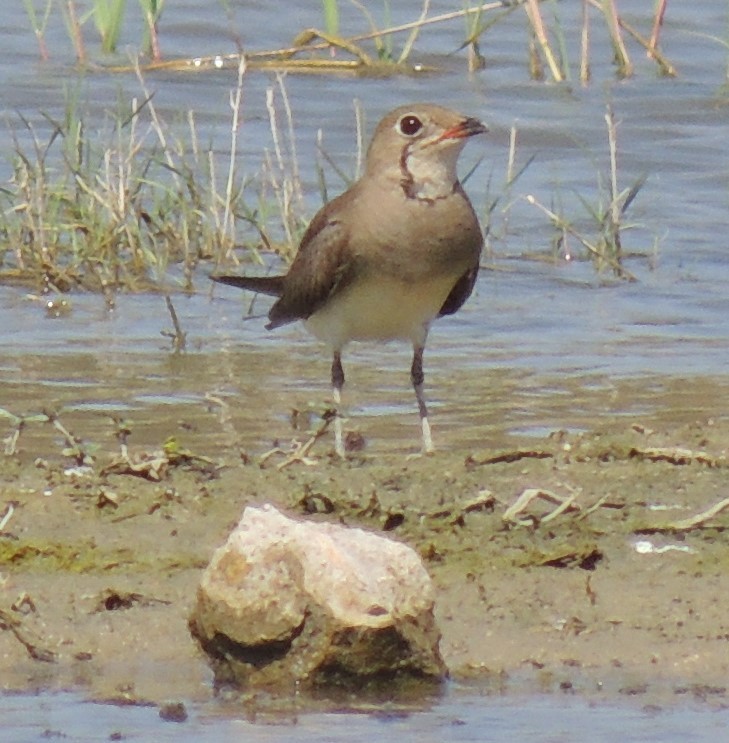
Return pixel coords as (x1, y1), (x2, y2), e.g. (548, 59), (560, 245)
(355, 184), (481, 277)
(304, 272), (459, 350)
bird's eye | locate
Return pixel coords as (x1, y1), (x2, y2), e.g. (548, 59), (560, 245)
(398, 114), (423, 137)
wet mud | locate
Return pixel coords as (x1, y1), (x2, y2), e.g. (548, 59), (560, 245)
(1, 373), (729, 711)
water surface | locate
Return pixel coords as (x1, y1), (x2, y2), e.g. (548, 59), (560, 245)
(3, 688), (729, 743)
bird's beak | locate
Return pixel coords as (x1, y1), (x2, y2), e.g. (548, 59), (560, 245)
(440, 117), (488, 141)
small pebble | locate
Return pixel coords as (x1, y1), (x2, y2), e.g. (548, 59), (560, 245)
(159, 702), (188, 723)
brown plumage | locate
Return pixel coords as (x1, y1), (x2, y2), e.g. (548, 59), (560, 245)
(213, 103), (486, 456)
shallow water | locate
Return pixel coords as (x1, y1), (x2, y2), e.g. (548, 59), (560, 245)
(3, 688), (729, 743)
(2, 285), (728, 453)
(2, 0), (729, 738)
(2, 2), (728, 383)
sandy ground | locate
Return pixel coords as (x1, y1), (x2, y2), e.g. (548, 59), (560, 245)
(2, 403), (729, 711)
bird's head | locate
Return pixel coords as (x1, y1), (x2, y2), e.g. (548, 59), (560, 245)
(365, 104), (487, 201)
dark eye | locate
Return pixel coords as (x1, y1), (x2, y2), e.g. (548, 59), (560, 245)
(398, 114), (423, 137)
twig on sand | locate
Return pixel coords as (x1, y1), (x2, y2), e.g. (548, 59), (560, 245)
(0, 609), (57, 663)
(637, 496), (729, 534)
(260, 412), (335, 470)
(628, 446), (722, 467)
(503, 487), (581, 527)
(466, 449), (553, 467)
(0, 501), (17, 532)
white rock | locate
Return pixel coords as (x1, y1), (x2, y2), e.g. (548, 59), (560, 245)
(190, 504), (445, 688)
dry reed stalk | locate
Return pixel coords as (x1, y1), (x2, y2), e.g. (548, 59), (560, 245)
(523, 0), (564, 81)
(64, 0), (86, 63)
(397, 0), (431, 64)
(477, 122), (532, 258)
(353, 99), (365, 181)
(222, 56), (247, 261)
(648, 0), (668, 58)
(580, 0), (591, 84)
(140, 0), (164, 61)
(13, 116), (54, 269)
(264, 81), (304, 256)
(586, 0), (676, 76)
(348, 0), (391, 60)
(506, 126), (517, 187)
(605, 104), (622, 259)
(289, 26), (374, 66)
(275, 75), (303, 209)
(621, 2), (676, 75)
(314, 128), (328, 204)
(207, 148), (222, 252)
(23, 0), (52, 61)
(527, 37), (544, 80)
(601, 0), (633, 77)
(164, 294), (186, 353)
(313, 100), (365, 205)
(500, 125), (519, 238)
(133, 62), (177, 176)
(618, 17), (676, 76)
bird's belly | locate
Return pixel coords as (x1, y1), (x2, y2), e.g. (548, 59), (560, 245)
(304, 273), (458, 349)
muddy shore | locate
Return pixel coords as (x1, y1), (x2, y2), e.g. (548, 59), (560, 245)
(2, 384), (729, 711)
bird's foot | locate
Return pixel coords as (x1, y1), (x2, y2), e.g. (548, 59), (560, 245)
(407, 417), (435, 459)
(334, 416), (346, 459)
(406, 446), (436, 461)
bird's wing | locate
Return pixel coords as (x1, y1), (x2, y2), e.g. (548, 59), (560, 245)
(438, 264), (479, 317)
(267, 197), (358, 329)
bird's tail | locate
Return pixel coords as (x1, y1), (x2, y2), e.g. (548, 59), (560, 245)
(211, 274), (285, 297)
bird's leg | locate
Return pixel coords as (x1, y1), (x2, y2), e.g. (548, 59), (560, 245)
(331, 351), (346, 458)
(411, 345), (434, 454)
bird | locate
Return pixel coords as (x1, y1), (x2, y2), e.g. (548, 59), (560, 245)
(213, 103), (486, 457)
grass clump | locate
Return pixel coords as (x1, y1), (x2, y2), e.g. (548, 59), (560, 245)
(0, 80), (653, 296)
(0, 61), (301, 295)
(1, 92), (210, 293)
(526, 105), (646, 281)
